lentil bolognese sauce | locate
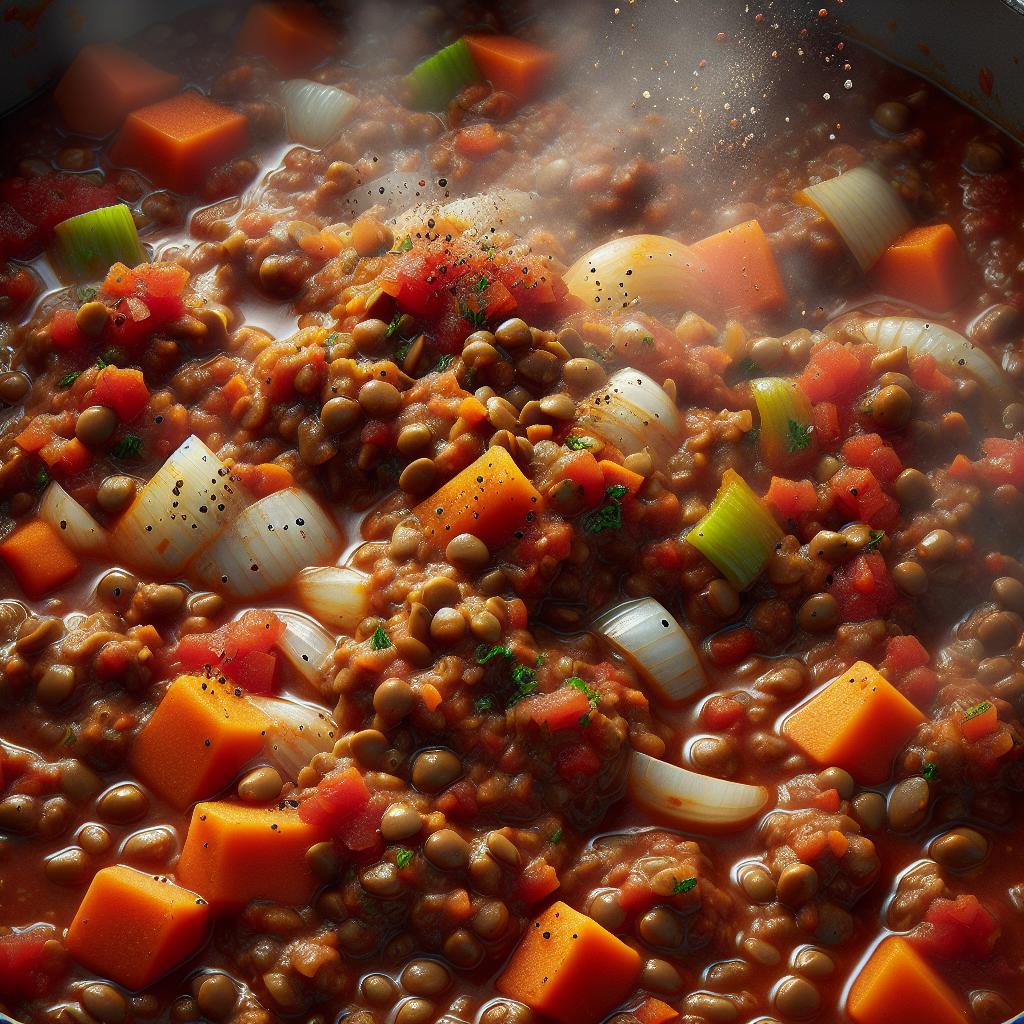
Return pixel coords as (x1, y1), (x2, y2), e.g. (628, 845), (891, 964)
(0, 3), (1022, 1024)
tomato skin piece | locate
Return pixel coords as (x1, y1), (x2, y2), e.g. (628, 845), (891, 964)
(0, 924), (64, 999)
(555, 743), (601, 778)
(525, 687), (592, 732)
(701, 694), (745, 730)
(92, 367), (150, 422)
(910, 895), (1000, 961)
(829, 551), (898, 622)
(765, 476), (817, 518)
(228, 650), (277, 694)
(799, 341), (871, 403)
(50, 308), (85, 350)
(884, 635), (930, 673)
(298, 766), (370, 833)
(558, 451), (607, 508)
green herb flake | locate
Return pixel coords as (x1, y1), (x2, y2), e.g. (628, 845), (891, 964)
(641, 334), (655, 347)
(564, 435), (593, 451)
(35, 469), (50, 491)
(324, 331), (339, 355)
(385, 312), (403, 340)
(507, 662), (538, 706)
(582, 483), (630, 534)
(475, 275), (488, 294)
(474, 695), (495, 713)
(111, 434), (143, 459)
(739, 356), (762, 378)
(395, 847), (414, 868)
(399, 235), (414, 252)
(549, 828), (563, 845)
(964, 700), (993, 721)
(369, 626), (393, 651)
(786, 418), (813, 453)
(76, 286), (97, 304)
(865, 529), (885, 552)
(672, 876), (698, 894)
(434, 354), (456, 372)
(394, 340), (413, 363)
(476, 643), (512, 665)
(458, 298), (487, 330)
(566, 675), (601, 728)
(60, 724), (77, 747)
(56, 371), (80, 389)
(922, 762), (939, 781)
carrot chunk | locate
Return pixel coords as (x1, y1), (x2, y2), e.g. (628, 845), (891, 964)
(782, 661), (925, 784)
(414, 445), (543, 550)
(176, 801), (323, 911)
(0, 519), (80, 599)
(635, 998), (681, 1024)
(111, 92), (248, 194)
(54, 43), (180, 137)
(599, 459), (645, 496)
(691, 219), (787, 314)
(237, 3), (335, 76)
(464, 35), (556, 100)
(848, 937), (967, 1024)
(873, 224), (969, 312)
(66, 866), (209, 990)
(131, 675), (270, 809)
(496, 900), (641, 1024)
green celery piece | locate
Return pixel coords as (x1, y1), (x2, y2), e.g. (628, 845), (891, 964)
(750, 377), (814, 463)
(688, 469), (783, 590)
(52, 203), (144, 282)
(406, 37), (480, 110)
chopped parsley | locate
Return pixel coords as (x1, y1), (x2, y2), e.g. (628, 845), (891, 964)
(60, 724), (77, 747)
(474, 695), (495, 713)
(564, 435), (593, 451)
(549, 828), (563, 845)
(76, 286), (97, 304)
(964, 700), (993, 720)
(394, 339), (413, 363)
(324, 331), (339, 356)
(434, 354), (455, 372)
(865, 529), (885, 552)
(458, 298), (487, 330)
(395, 847), (414, 868)
(369, 626), (393, 650)
(398, 235), (413, 252)
(475, 275), (488, 294)
(35, 468), (50, 491)
(110, 434), (143, 459)
(738, 356), (761, 378)
(582, 483), (629, 534)
(641, 334), (655, 347)
(476, 643), (513, 665)
(508, 662), (538, 705)
(385, 312), (402, 340)
(922, 762), (939, 781)
(786, 418), (813, 453)
(672, 876), (698, 895)
(566, 676), (601, 727)
(56, 371), (80, 389)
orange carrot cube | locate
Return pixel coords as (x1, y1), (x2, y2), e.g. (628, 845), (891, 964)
(873, 224), (969, 312)
(111, 92), (248, 194)
(237, 3), (335, 76)
(782, 661), (925, 784)
(131, 675), (270, 809)
(176, 801), (323, 911)
(67, 866), (209, 990)
(691, 218), (787, 315)
(55, 43), (180, 137)
(0, 519), (80, 599)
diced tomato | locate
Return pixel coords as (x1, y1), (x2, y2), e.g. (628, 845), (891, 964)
(298, 765), (370, 833)
(339, 790), (389, 853)
(884, 634), (930, 673)
(223, 609), (285, 660)
(228, 650), (277, 694)
(898, 666), (939, 707)
(558, 451), (607, 508)
(91, 366), (150, 422)
(910, 895), (1000, 961)
(798, 341), (871, 403)
(16, 416), (57, 453)
(554, 742), (601, 779)
(50, 308), (85, 351)
(959, 701), (999, 742)
(39, 435), (91, 476)
(811, 788), (842, 812)
(974, 436), (1024, 487)
(841, 432), (903, 483)
(701, 694), (746, 731)
(524, 687), (591, 732)
(0, 924), (64, 999)
(517, 858), (560, 904)
(812, 401), (841, 450)
(829, 465), (900, 527)
(454, 122), (504, 159)
(765, 476), (817, 518)
(828, 550), (898, 622)
(909, 353), (953, 395)
(707, 627), (756, 667)
(0, 201), (39, 261)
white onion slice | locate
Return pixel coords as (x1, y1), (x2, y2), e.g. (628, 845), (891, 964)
(39, 481), (107, 555)
(595, 598), (706, 705)
(563, 234), (709, 311)
(338, 169), (434, 221)
(274, 610), (336, 685)
(280, 79), (359, 147)
(295, 565), (370, 633)
(392, 188), (538, 240)
(629, 750), (771, 832)
(193, 487), (341, 597)
(577, 367), (683, 459)
(856, 316), (1011, 399)
(247, 694), (338, 780)
(113, 435), (250, 575)
(798, 166), (912, 270)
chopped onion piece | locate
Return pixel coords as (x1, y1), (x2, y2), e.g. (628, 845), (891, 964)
(113, 435), (250, 575)
(280, 79), (359, 147)
(247, 695), (338, 780)
(577, 367), (683, 459)
(194, 487), (341, 597)
(629, 750), (771, 831)
(563, 234), (709, 312)
(274, 610), (336, 685)
(856, 316), (1011, 399)
(797, 166), (912, 270)
(52, 203), (145, 281)
(39, 481), (107, 555)
(393, 189), (538, 240)
(295, 565), (370, 633)
(594, 597), (706, 705)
